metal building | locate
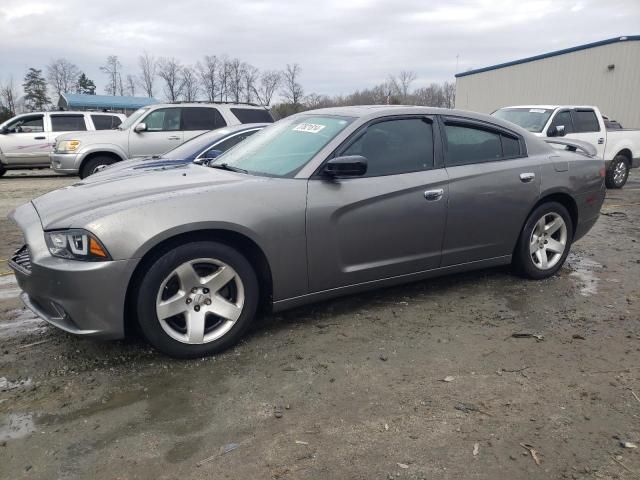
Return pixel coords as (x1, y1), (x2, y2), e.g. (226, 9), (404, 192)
(455, 36), (640, 128)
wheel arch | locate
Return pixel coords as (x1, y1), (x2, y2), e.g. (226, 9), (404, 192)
(78, 149), (126, 173)
(123, 228), (273, 337)
(513, 191), (579, 255)
(614, 148), (632, 163)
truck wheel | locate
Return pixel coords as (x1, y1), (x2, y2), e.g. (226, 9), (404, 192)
(80, 155), (117, 179)
(135, 241), (259, 358)
(605, 155), (629, 189)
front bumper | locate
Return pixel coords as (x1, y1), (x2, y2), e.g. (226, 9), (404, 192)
(50, 152), (81, 174)
(8, 202), (137, 339)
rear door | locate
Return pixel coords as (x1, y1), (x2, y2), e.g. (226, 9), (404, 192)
(568, 108), (605, 159)
(1, 114), (49, 166)
(306, 116), (448, 292)
(128, 107), (184, 157)
(440, 117), (540, 266)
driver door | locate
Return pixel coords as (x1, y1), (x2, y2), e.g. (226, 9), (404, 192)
(1, 114), (50, 166)
(306, 116), (448, 292)
(128, 108), (184, 158)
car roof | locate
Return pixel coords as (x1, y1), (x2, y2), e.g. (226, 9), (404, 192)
(499, 105), (598, 110)
(152, 102), (270, 110)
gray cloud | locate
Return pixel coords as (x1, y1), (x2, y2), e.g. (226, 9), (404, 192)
(1, 0), (638, 98)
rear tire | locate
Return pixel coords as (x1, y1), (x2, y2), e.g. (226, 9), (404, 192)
(80, 155), (117, 179)
(135, 241), (259, 358)
(605, 155), (629, 189)
(513, 202), (573, 280)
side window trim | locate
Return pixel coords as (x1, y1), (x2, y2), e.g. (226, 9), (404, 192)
(438, 115), (527, 166)
(312, 114), (440, 178)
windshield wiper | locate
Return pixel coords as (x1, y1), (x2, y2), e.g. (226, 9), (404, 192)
(209, 163), (248, 174)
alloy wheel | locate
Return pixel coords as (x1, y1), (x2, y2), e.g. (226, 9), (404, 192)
(613, 160), (627, 186)
(529, 212), (568, 270)
(155, 258), (245, 344)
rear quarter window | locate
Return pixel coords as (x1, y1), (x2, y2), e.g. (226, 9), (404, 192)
(230, 108), (274, 124)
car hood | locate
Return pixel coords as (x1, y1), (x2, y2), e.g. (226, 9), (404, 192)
(31, 163), (251, 230)
(54, 128), (128, 145)
(90, 156), (192, 178)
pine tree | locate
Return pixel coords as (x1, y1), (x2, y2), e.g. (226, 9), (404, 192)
(76, 73), (96, 95)
(23, 68), (50, 111)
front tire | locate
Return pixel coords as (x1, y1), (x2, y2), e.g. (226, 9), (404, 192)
(80, 155), (117, 179)
(514, 202), (573, 279)
(605, 155), (629, 189)
(136, 241), (259, 358)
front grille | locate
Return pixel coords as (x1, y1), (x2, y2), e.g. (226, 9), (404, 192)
(10, 244), (32, 274)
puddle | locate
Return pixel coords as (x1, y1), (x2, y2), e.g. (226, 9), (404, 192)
(0, 309), (46, 338)
(567, 254), (601, 297)
(0, 274), (21, 301)
(0, 413), (35, 441)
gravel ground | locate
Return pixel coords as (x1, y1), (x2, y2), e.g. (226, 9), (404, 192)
(0, 169), (639, 480)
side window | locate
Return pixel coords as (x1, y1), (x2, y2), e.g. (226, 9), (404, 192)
(443, 124), (502, 166)
(548, 110), (574, 135)
(206, 130), (258, 156)
(182, 107), (227, 131)
(230, 108), (274, 123)
(6, 115), (44, 133)
(143, 108), (181, 131)
(341, 118), (434, 177)
(92, 115), (121, 130)
(501, 134), (521, 157)
(572, 110), (600, 133)
(51, 115), (87, 132)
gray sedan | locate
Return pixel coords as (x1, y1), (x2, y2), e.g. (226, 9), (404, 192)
(8, 106), (605, 358)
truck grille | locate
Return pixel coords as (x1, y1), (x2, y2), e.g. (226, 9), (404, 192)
(9, 245), (32, 274)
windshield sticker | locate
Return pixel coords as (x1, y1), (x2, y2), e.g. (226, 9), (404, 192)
(293, 123), (326, 134)
(529, 109), (547, 113)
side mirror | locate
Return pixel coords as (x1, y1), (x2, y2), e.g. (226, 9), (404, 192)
(548, 125), (566, 137)
(323, 155), (367, 177)
(134, 123), (147, 133)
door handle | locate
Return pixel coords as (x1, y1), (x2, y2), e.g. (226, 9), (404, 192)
(167, 136), (181, 140)
(519, 172), (535, 183)
(597, 138), (604, 145)
(424, 188), (444, 201)
(34, 136), (46, 140)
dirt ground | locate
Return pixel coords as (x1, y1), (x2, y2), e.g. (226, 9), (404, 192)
(0, 169), (639, 480)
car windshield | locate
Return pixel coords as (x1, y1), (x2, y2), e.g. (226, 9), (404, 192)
(492, 108), (554, 133)
(118, 107), (150, 130)
(209, 115), (354, 177)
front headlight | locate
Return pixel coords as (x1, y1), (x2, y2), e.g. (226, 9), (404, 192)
(56, 140), (81, 153)
(45, 229), (111, 261)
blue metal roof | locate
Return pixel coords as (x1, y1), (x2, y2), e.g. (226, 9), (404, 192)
(455, 35), (640, 78)
(59, 93), (159, 110)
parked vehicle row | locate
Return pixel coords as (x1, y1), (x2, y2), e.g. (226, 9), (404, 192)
(0, 102), (274, 178)
(0, 111), (126, 176)
(9, 106), (605, 358)
(51, 103), (274, 178)
(493, 105), (640, 188)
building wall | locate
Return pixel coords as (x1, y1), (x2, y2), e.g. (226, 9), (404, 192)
(455, 40), (640, 128)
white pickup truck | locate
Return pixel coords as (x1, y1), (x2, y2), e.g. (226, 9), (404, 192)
(493, 105), (640, 188)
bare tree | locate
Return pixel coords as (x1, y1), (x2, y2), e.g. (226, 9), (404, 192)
(253, 70), (281, 106)
(389, 71), (416, 102)
(197, 55), (221, 102)
(442, 81), (456, 109)
(242, 64), (259, 103)
(137, 52), (157, 97)
(0, 76), (18, 114)
(280, 63), (304, 107)
(414, 83), (444, 107)
(217, 56), (230, 102)
(100, 55), (123, 96)
(126, 74), (136, 96)
(157, 57), (184, 102)
(181, 66), (199, 102)
(46, 58), (80, 99)
(227, 58), (243, 103)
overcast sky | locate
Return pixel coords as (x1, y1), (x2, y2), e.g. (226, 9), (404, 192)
(1, 0), (638, 99)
